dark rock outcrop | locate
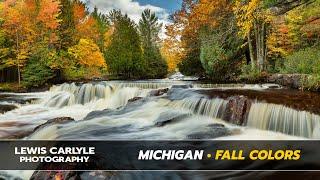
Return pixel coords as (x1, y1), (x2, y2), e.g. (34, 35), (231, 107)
(222, 96), (252, 126)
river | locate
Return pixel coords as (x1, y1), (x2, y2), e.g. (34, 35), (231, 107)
(0, 80), (319, 179)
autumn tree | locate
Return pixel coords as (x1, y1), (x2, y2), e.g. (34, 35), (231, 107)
(67, 38), (106, 79)
(161, 26), (183, 73)
(234, 0), (315, 72)
(171, 0), (205, 76)
(199, 1), (243, 80)
(0, 0), (60, 86)
(0, 0), (34, 85)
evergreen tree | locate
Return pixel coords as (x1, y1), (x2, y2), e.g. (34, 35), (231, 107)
(105, 10), (144, 79)
(57, 0), (76, 50)
(92, 6), (109, 53)
(139, 9), (167, 78)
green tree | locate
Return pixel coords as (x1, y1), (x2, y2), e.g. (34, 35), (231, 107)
(22, 45), (55, 87)
(105, 10), (144, 79)
(92, 7), (109, 53)
(57, 0), (76, 50)
(138, 9), (167, 78)
(199, 6), (243, 80)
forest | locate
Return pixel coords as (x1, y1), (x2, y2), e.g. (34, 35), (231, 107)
(0, 0), (168, 88)
(0, 0), (320, 90)
(169, 0), (320, 89)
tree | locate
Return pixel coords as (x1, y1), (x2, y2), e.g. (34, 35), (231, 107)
(22, 46), (55, 87)
(105, 10), (144, 79)
(1, 0), (35, 85)
(0, 0), (60, 85)
(171, 0), (205, 76)
(191, 0), (243, 80)
(68, 38), (105, 68)
(92, 7), (110, 53)
(233, 0), (274, 72)
(233, 0), (315, 72)
(57, 0), (76, 50)
(139, 9), (167, 78)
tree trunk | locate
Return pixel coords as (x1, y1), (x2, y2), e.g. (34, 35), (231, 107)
(254, 20), (267, 72)
(247, 32), (255, 70)
(16, 30), (21, 86)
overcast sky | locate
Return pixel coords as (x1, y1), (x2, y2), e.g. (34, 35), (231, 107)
(83, 0), (182, 38)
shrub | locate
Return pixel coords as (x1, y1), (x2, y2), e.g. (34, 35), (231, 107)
(281, 47), (320, 74)
(301, 75), (320, 91)
(239, 64), (267, 83)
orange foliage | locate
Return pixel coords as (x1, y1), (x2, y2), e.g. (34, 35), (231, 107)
(73, 2), (99, 42)
(37, 0), (61, 30)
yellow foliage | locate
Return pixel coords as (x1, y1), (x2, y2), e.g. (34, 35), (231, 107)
(234, 0), (273, 38)
(161, 40), (183, 73)
(68, 39), (106, 68)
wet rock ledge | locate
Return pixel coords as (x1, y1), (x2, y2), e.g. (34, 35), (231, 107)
(267, 74), (309, 89)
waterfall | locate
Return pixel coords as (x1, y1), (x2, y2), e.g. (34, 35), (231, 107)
(2, 81), (320, 139)
(111, 81), (174, 89)
(164, 97), (227, 118)
(43, 82), (149, 109)
(247, 102), (320, 138)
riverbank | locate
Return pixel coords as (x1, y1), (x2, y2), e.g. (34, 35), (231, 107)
(1, 73), (319, 93)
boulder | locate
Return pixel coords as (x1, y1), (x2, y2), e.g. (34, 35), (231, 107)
(84, 98), (149, 120)
(0, 130), (33, 139)
(149, 88), (169, 96)
(0, 121), (32, 139)
(222, 96), (252, 126)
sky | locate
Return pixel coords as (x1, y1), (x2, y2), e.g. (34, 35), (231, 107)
(83, 0), (183, 38)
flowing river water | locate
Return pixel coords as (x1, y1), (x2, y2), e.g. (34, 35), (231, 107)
(1, 80), (320, 179)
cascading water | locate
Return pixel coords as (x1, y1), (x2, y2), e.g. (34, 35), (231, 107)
(44, 82), (150, 109)
(247, 102), (320, 138)
(1, 81), (316, 180)
(0, 80), (319, 141)
(163, 97), (227, 118)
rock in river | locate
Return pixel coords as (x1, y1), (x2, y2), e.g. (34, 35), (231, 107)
(222, 96), (252, 126)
